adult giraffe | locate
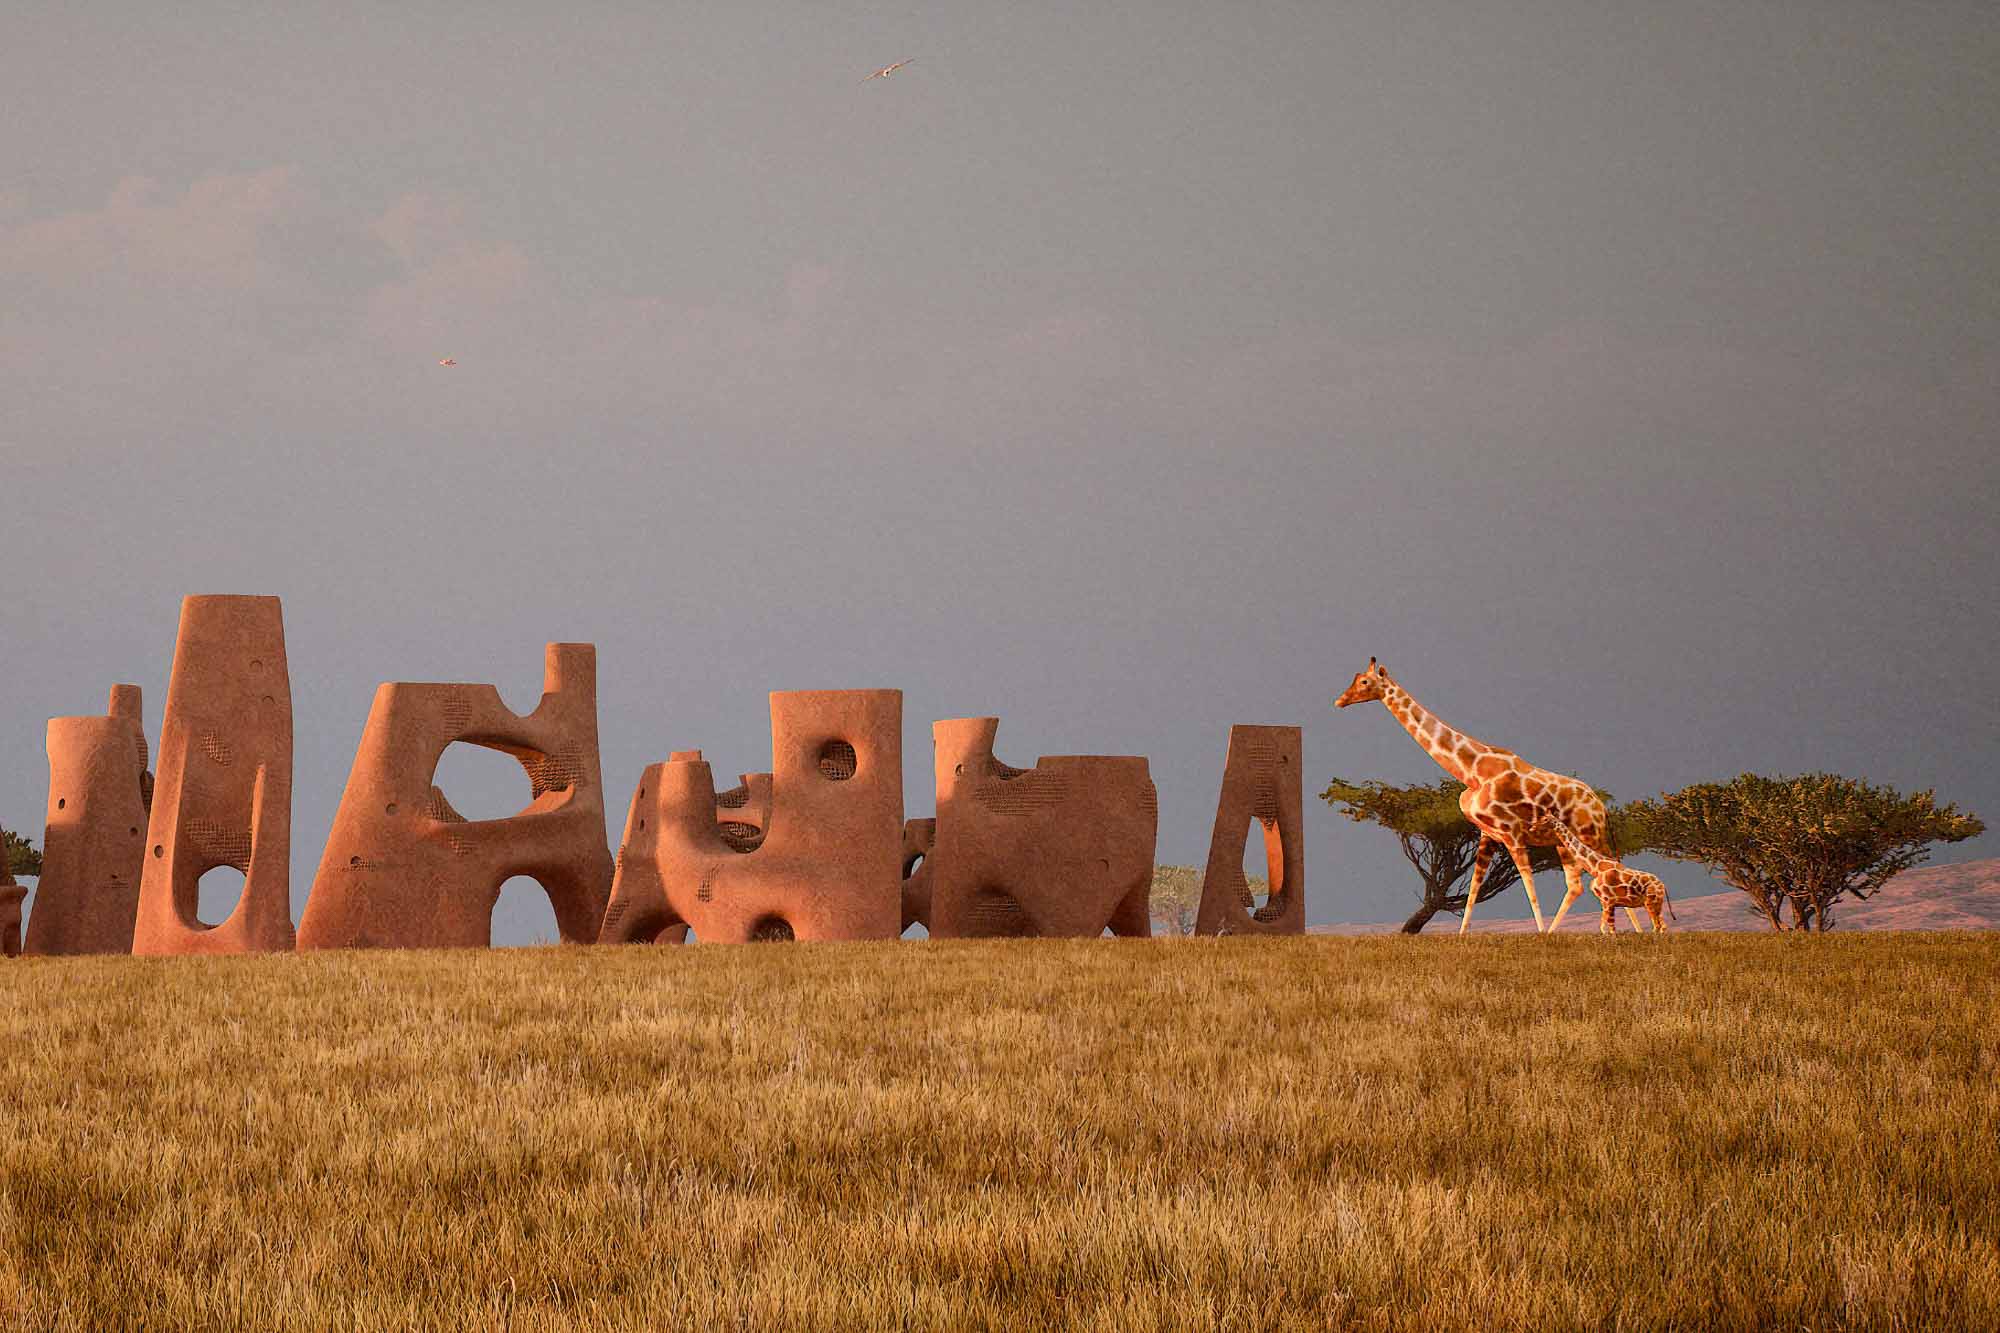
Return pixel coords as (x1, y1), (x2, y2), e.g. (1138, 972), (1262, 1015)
(1335, 658), (1609, 934)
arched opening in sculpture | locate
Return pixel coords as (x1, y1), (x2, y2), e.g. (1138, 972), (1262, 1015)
(1239, 817), (1287, 922)
(493, 874), (562, 946)
(430, 742), (546, 822)
(1193, 725), (1303, 937)
(195, 865), (246, 929)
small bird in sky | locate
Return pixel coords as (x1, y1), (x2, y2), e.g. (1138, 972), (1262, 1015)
(438, 357), (457, 367)
(862, 58), (914, 83)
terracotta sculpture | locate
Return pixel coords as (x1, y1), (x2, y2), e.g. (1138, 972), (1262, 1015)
(132, 596), (296, 955)
(1195, 725), (1305, 936)
(598, 690), (904, 944)
(923, 717), (1155, 939)
(1, 864), (23, 958)
(1549, 819), (1672, 933)
(297, 643), (614, 950)
(1336, 657), (1608, 934)
(25, 685), (153, 954)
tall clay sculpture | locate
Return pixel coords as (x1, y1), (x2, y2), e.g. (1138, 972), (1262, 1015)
(1194, 725), (1305, 936)
(924, 718), (1156, 939)
(297, 644), (614, 950)
(132, 596), (296, 955)
(598, 689), (903, 944)
(27, 684), (153, 955)
(1, 864), (23, 958)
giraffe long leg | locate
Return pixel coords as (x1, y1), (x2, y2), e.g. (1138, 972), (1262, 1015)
(1600, 900), (1617, 934)
(1647, 895), (1668, 933)
(1548, 846), (1588, 933)
(1459, 837), (1497, 936)
(1507, 841), (1547, 934)
(1625, 907), (1649, 932)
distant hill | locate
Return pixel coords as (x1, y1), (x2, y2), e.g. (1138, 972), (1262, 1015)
(1313, 857), (2000, 935)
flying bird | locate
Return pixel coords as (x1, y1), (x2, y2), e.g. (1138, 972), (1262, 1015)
(438, 357), (457, 367)
(862, 58), (914, 82)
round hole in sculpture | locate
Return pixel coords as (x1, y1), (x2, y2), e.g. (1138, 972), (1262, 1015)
(748, 914), (795, 942)
(493, 875), (562, 948)
(817, 740), (857, 781)
(430, 741), (543, 821)
(718, 820), (764, 854)
(195, 865), (246, 930)
(152, 844), (164, 858)
(56, 798), (66, 810)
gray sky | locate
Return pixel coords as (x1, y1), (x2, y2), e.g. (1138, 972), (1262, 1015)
(5, 2), (1996, 941)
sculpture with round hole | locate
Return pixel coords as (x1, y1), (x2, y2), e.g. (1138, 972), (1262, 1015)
(598, 689), (904, 945)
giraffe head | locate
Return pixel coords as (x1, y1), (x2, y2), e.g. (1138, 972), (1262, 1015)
(1335, 657), (1390, 709)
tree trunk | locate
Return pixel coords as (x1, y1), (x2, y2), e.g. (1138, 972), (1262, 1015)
(1401, 903), (1439, 934)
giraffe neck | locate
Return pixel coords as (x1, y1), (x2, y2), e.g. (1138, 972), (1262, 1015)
(1554, 820), (1616, 873)
(1378, 676), (1486, 784)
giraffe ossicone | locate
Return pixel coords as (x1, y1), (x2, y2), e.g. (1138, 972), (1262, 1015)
(1334, 657), (1609, 935)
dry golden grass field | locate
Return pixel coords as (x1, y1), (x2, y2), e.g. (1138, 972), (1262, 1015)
(2, 933), (1997, 1330)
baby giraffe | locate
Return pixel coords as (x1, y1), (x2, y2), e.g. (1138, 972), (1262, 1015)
(1548, 819), (1673, 934)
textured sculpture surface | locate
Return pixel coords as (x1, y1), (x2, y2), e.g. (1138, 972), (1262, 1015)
(132, 596), (296, 955)
(1195, 725), (1305, 936)
(924, 717), (1156, 939)
(900, 817), (935, 932)
(297, 643), (614, 950)
(599, 690), (903, 944)
(27, 685), (153, 955)
(1, 867), (23, 958)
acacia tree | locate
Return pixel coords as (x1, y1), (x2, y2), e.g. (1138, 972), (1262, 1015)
(1320, 777), (1633, 933)
(1623, 773), (1983, 932)
(1149, 865), (1202, 936)
(2, 827), (39, 878)
(1149, 864), (1271, 936)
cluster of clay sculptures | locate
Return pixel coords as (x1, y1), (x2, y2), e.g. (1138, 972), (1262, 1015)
(1, 595), (1304, 957)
